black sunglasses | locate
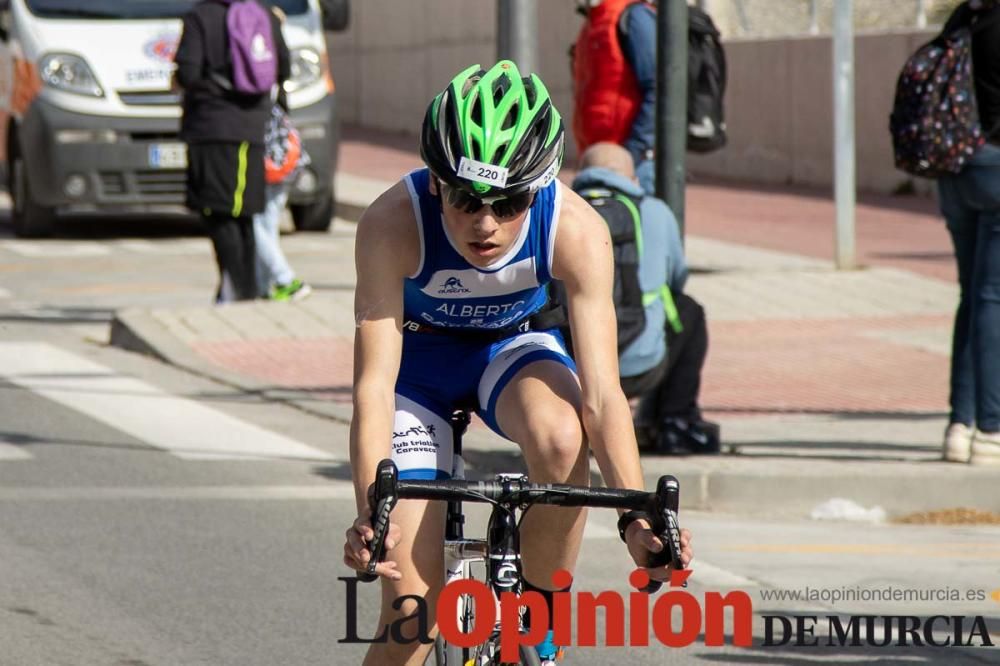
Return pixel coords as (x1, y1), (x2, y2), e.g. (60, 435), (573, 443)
(439, 181), (534, 219)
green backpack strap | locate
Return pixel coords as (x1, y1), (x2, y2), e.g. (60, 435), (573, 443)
(643, 285), (683, 334)
(616, 194), (683, 335)
(612, 192), (643, 256)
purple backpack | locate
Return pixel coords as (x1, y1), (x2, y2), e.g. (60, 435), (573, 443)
(218, 0), (278, 95)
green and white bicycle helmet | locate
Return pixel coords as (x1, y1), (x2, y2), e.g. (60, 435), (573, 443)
(420, 60), (565, 198)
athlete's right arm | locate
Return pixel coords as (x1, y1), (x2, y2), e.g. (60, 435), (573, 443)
(344, 181), (418, 580)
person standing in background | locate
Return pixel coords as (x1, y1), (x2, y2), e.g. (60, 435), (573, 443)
(938, 0), (1000, 465)
(256, 103), (313, 301)
(572, 0), (657, 193)
(253, 5), (312, 302)
(570, 143), (719, 455)
(174, 0), (290, 304)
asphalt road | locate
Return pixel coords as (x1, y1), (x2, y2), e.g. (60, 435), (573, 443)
(1, 214), (999, 664)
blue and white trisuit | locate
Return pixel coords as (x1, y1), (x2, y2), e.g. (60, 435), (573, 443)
(392, 168), (577, 479)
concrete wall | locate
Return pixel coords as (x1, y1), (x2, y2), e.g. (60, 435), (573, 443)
(326, 2), (936, 194)
(687, 30), (937, 194)
(326, 1), (581, 144)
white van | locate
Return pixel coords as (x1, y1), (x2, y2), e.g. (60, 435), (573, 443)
(0, 0), (348, 237)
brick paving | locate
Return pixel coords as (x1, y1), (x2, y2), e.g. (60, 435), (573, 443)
(685, 178), (956, 283)
(192, 336), (354, 403)
(701, 316), (951, 418)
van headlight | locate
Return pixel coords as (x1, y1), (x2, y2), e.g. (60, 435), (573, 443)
(39, 53), (104, 97)
(285, 48), (322, 93)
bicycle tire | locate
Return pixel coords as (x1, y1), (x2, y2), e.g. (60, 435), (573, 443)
(469, 637), (542, 666)
(517, 643), (543, 666)
(433, 634), (468, 665)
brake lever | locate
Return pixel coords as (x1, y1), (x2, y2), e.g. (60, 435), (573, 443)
(640, 475), (684, 594)
(357, 459), (398, 583)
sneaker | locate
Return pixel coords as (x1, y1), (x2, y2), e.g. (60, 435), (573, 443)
(534, 630), (564, 664)
(270, 278), (312, 302)
(656, 417), (721, 455)
(942, 423), (974, 463)
(970, 430), (1000, 466)
(541, 649), (565, 665)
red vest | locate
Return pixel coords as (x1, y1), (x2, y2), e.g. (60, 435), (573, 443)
(573, 0), (643, 153)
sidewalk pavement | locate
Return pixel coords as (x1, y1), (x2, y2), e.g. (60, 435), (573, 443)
(109, 126), (999, 518)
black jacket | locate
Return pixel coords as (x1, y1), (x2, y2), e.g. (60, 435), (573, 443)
(972, 6), (1000, 140)
(175, 0), (291, 144)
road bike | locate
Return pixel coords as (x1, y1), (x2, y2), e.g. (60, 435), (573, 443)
(359, 409), (685, 665)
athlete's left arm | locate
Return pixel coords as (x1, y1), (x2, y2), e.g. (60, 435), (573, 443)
(550, 184), (644, 494)
(552, 183), (693, 576)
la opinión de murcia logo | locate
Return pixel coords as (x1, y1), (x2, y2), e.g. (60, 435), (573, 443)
(338, 572), (997, 660)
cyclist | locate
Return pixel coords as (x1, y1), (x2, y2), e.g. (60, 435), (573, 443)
(343, 61), (693, 665)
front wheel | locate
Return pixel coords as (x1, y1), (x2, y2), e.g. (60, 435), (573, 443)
(291, 192), (334, 232)
(516, 643), (543, 666)
(433, 621), (470, 664)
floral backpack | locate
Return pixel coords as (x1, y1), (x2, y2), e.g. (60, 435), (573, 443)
(264, 105), (310, 185)
(889, 2), (1000, 178)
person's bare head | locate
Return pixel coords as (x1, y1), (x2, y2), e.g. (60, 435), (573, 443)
(579, 142), (635, 181)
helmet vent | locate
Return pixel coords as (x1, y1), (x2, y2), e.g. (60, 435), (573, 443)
(460, 74), (480, 97)
(501, 110), (516, 131)
(470, 95), (483, 128)
(492, 79), (509, 107)
(524, 82), (537, 107)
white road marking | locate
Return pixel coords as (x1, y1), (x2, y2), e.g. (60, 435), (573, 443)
(114, 240), (211, 255)
(0, 440), (32, 461)
(581, 520), (759, 587)
(686, 560), (759, 587)
(0, 241), (110, 257)
(0, 484), (357, 501)
(0, 342), (337, 462)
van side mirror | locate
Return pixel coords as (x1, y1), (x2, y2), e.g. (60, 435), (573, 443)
(319, 0), (349, 32)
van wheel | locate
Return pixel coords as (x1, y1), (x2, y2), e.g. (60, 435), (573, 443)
(11, 157), (56, 238)
(291, 193), (334, 232)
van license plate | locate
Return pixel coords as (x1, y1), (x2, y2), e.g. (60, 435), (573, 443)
(149, 143), (187, 169)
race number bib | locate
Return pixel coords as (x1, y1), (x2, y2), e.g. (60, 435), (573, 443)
(457, 157), (508, 189)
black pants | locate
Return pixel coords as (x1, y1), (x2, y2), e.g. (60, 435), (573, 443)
(187, 141), (264, 303)
(622, 292), (708, 423)
(204, 213), (257, 302)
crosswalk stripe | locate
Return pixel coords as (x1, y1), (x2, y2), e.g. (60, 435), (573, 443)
(113, 240), (211, 255)
(0, 440), (32, 461)
(0, 342), (337, 462)
(0, 483), (357, 501)
(0, 241), (111, 257)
